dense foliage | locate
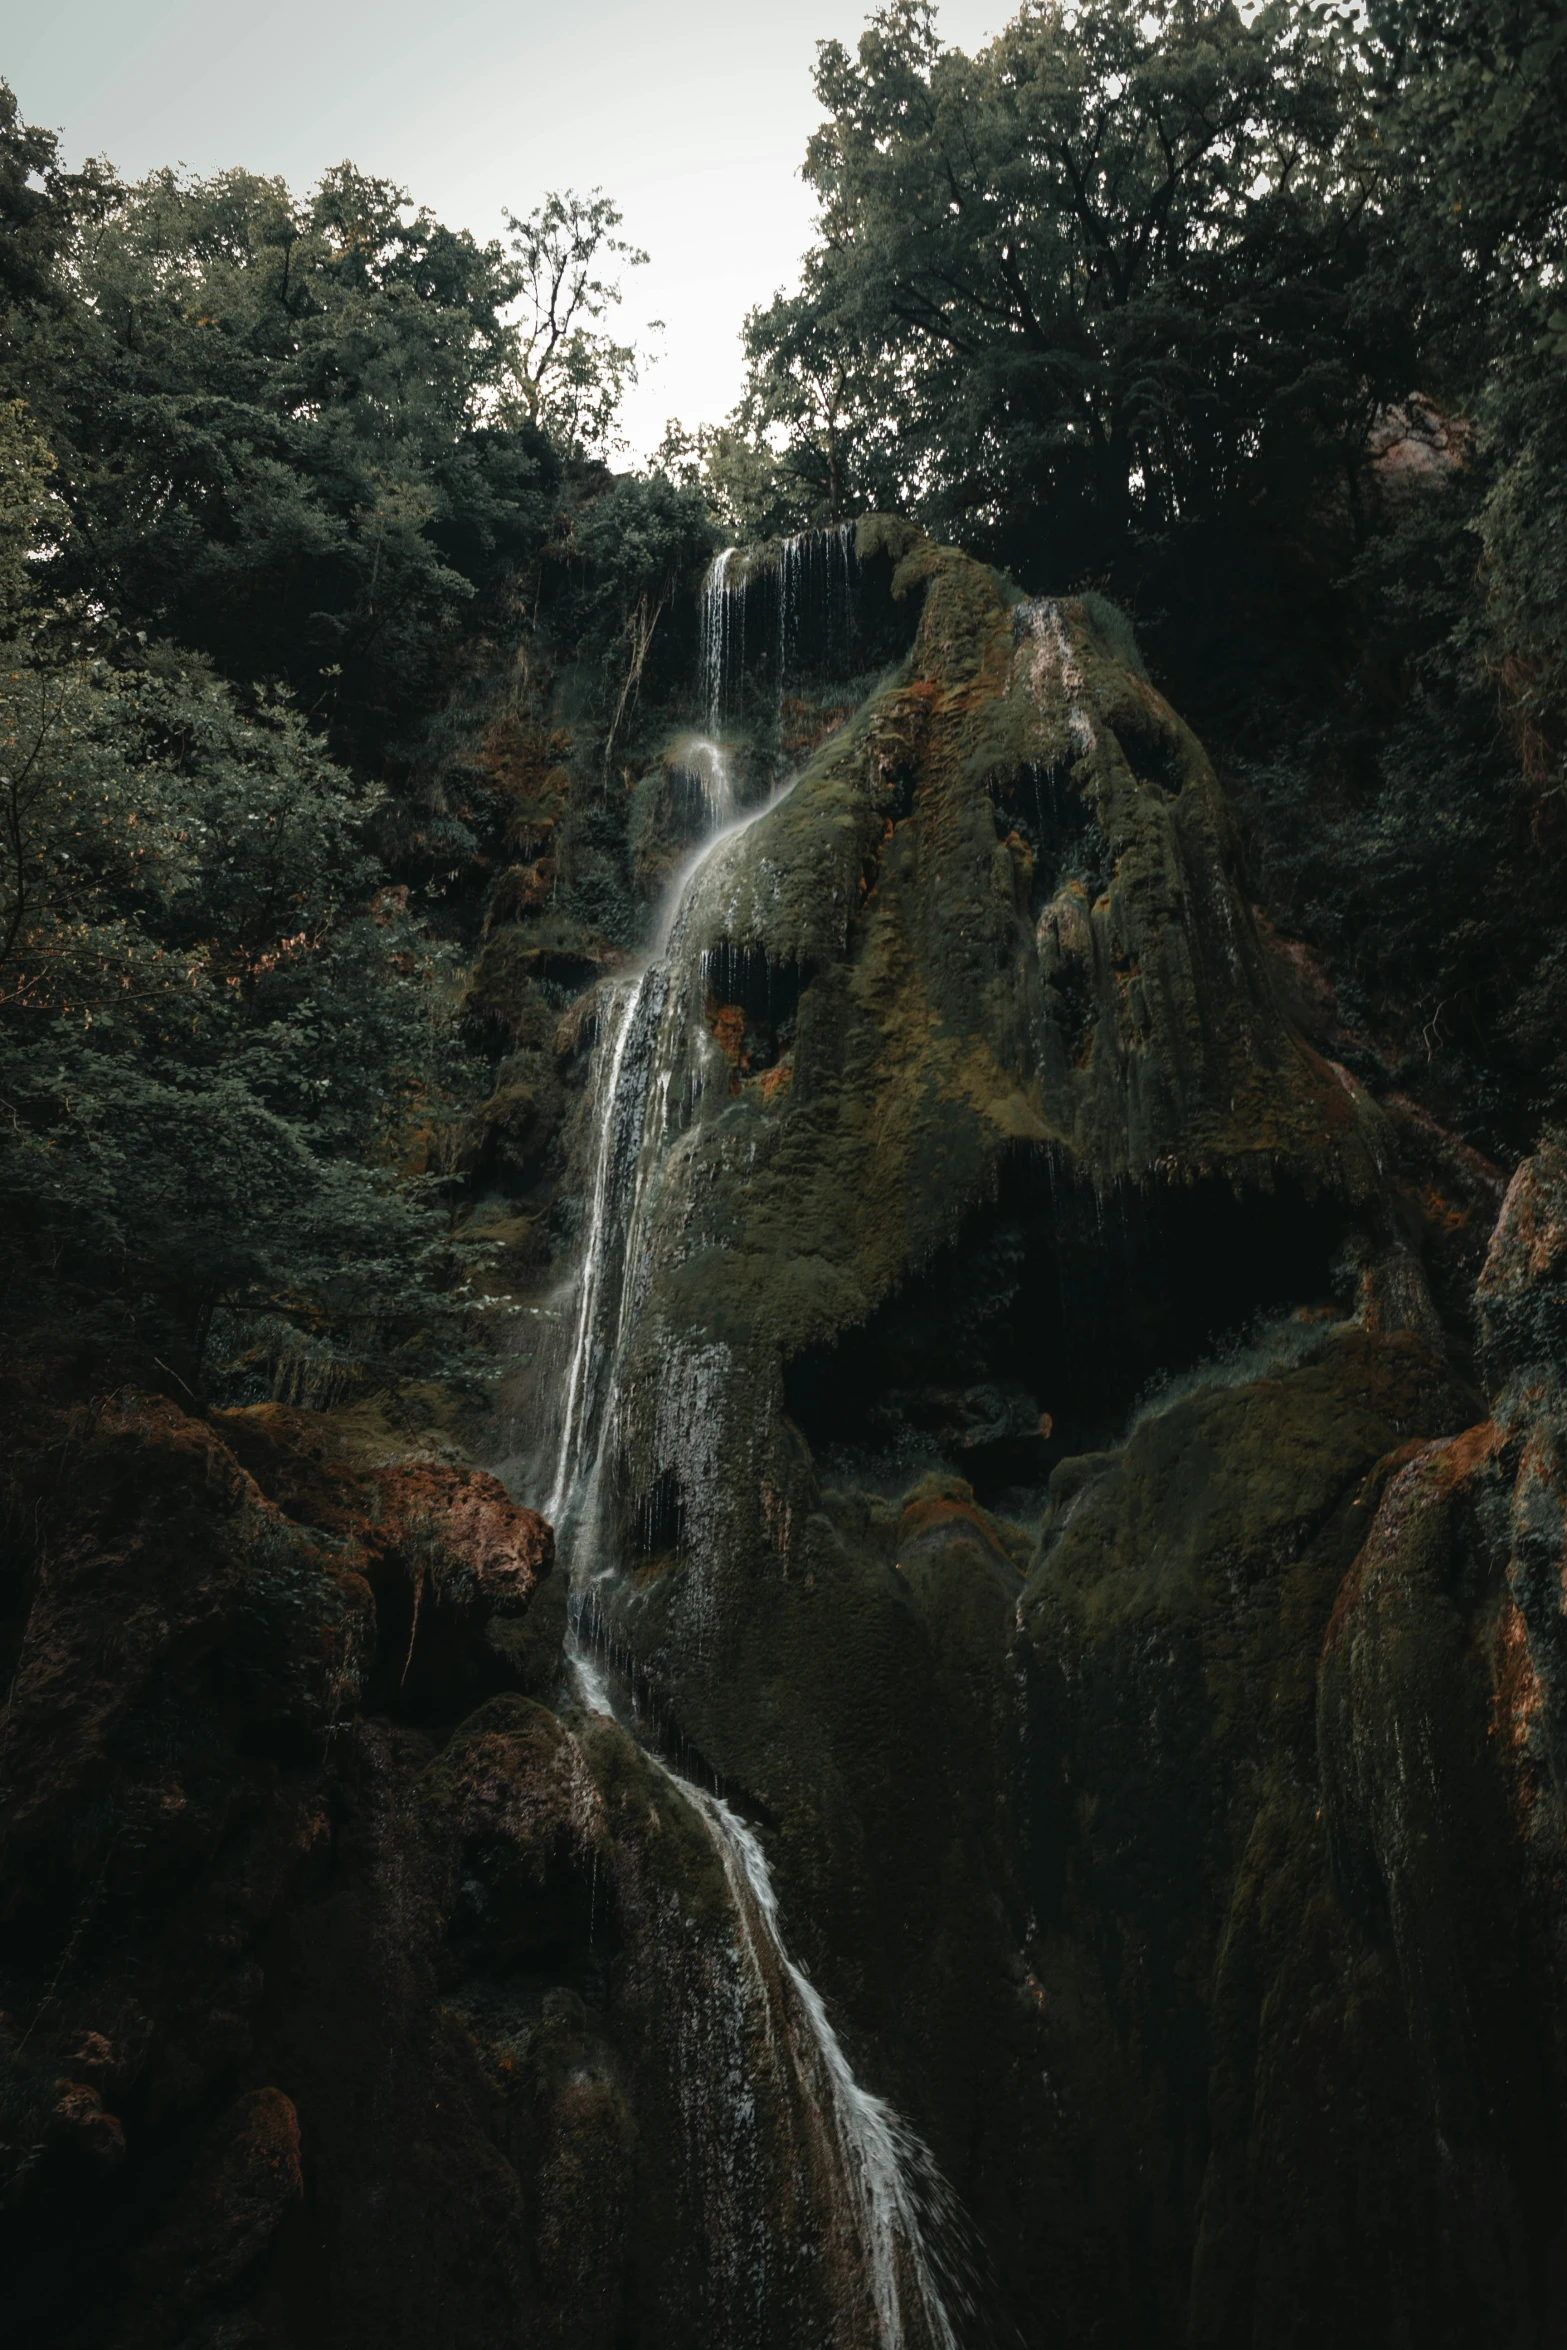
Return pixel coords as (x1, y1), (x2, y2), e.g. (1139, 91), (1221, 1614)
(1, 134), (556, 772)
(0, 568), (480, 1378)
(0, 85), (683, 1382)
(747, 1), (1390, 567)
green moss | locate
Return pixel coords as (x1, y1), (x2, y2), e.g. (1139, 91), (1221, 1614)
(1076, 589), (1150, 682)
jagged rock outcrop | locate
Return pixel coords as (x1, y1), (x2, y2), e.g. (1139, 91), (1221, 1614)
(0, 1378), (939, 2349)
(602, 530), (1401, 1592)
(0, 1387), (563, 2346)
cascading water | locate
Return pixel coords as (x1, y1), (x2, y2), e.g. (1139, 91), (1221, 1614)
(700, 545), (741, 731)
(540, 550), (975, 2347)
(564, 1615), (974, 2350)
(700, 526), (858, 736)
(543, 775), (761, 1538)
(684, 1783), (971, 2350)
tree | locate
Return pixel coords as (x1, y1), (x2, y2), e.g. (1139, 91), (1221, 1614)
(0, 397), (52, 639)
(0, 124), (561, 771)
(0, 623), (487, 1369)
(1364, 0), (1567, 787)
(741, 0), (1396, 581)
(0, 83), (689, 1383)
(505, 188), (651, 459)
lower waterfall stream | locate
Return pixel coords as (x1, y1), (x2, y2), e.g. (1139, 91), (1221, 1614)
(538, 720), (974, 2350)
(678, 1779), (970, 2350)
(567, 1628), (970, 2350)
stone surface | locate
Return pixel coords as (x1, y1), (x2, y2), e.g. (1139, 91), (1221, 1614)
(6, 525), (1567, 2349)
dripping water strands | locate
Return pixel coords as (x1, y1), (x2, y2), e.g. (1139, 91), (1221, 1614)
(777, 522), (857, 705)
(700, 545), (740, 732)
(701, 527), (860, 737)
(550, 944), (982, 2347)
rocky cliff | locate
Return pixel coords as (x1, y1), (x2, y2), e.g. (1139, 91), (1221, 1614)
(3, 523), (1562, 2349)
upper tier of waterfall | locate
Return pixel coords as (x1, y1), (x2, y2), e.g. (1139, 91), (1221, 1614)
(698, 526), (860, 731)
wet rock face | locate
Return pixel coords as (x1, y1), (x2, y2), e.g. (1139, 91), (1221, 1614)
(7, 521), (1567, 2350)
(1478, 1134), (1567, 1390)
(597, 535), (1393, 1590)
(1019, 1330), (1483, 2341)
(517, 525), (1567, 2346)
(1002, 1151), (1567, 2349)
(584, 532), (1402, 1919)
(0, 1383), (915, 2350)
(0, 1390), (560, 2346)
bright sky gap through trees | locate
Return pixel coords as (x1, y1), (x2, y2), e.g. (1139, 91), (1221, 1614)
(3, 0), (1008, 461)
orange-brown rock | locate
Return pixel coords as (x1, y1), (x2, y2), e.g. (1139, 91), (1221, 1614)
(1, 1391), (354, 1852)
(1478, 1132), (1567, 1386)
(0, 1378), (558, 2350)
(214, 1403), (553, 1717)
(132, 2086), (302, 2312)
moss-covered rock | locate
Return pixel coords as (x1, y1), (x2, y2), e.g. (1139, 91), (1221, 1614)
(519, 525), (1522, 2345)
(1016, 1326), (1488, 2344)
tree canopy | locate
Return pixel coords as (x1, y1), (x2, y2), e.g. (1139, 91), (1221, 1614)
(0, 84), (674, 1384)
(744, 0), (1395, 568)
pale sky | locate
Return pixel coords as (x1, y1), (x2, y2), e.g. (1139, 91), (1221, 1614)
(3, 0), (1005, 460)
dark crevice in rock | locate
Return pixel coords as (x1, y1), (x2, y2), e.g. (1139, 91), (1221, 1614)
(1113, 709), (1187, 798)
(701, 945), (812, 1083)
(700, 944), (812, 1033)
(706, 536), (921, 726)
(786, 1163), (1354, 1507)
(984, 760), (1113, 917)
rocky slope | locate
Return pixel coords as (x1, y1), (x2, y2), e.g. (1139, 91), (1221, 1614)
(3, 522), (1563, 2349)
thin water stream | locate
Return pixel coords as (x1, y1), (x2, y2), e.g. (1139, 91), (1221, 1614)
(543, 759), (774, 1534)
(538, 542), (973, 2348)
(567, 1633), (968, 2350)
(681, 1777), (968, 2350)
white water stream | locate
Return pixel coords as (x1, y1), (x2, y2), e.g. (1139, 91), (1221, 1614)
(700, 544), (740, 731)
(542, 537), (970, 2348)
(682, 1782), (968, 2350)
(543, 757), (769, 1534)
(568, 1648), (967, 2350)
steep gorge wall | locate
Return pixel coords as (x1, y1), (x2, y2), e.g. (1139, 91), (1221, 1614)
(3, 521), (1564, 2349)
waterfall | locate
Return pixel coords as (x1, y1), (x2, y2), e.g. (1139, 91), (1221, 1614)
(542, 549), (973, 2349)
(686, 1784), (970, 2350)
(569, 1647), (972, 2350)
(699, 545), (740, 731)
(543, 785), (771, 1535)
(543, 957), (662, 1528)
(701, 527), (859, 732)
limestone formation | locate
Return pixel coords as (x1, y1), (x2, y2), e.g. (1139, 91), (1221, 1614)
(3, 523), (1561, 2350)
